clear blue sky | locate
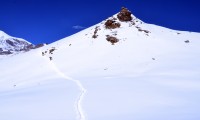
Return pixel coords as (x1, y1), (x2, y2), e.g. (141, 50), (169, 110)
(0, 0), (200, 44)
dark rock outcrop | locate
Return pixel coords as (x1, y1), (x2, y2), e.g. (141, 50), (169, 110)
(117, 7), (132, 22)
(34, 44), (45, 49)
(105, 19), (121, 29)
(106, 35), (119, 45)
(27, 44), (45, 50)
(49, 47), (56, 54)
(185, 40), (190, 43)
(92, 26), (100, 39)
(0, 51), (12, 55)
(6, 40), (15, 46)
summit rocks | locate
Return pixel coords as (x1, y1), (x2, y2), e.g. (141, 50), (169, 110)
(117, 7), (133, 22)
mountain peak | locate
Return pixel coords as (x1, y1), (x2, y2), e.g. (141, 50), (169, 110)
(0, 30), (45, 55)
(90, 7), (146, 45)
(117, 7), (133, 22)
(0, 30), (11, 39)
(104, 7), (135, 30)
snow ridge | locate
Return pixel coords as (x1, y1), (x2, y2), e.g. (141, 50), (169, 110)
(48, 59), (87, 120)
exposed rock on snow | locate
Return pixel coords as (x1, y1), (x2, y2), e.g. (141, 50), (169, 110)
(92, 26), (100, 39)
(117, 7), (133, 22)
(42, 47), (57, 60)
(185, 40), (190, 43)
(106, 35), (119, 45)
(104, 19), (121, 29)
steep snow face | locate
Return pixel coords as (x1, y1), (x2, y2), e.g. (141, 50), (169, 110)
(1, 8), (200, 120)
(0, 30), (33, 55)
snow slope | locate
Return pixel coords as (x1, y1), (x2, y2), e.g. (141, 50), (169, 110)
(0, 8), (200, 120)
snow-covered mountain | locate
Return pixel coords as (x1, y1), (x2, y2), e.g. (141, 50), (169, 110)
(0, 7), (200, 120)
(0, 31), (32, 55)
(0, 31), (45, 55)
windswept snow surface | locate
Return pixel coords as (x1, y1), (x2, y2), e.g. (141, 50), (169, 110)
(1, 14), (200, 120)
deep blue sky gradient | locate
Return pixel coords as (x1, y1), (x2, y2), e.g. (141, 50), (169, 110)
(0, 0), (200, 44)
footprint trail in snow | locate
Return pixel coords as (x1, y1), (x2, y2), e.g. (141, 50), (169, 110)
(48, 60), (87, 120)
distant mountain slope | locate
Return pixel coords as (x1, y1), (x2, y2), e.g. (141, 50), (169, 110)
(0, 31), (45, 55)
(0, 7), (200, 120)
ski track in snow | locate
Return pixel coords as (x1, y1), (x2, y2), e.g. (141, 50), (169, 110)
(44, 56), (87, 120)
